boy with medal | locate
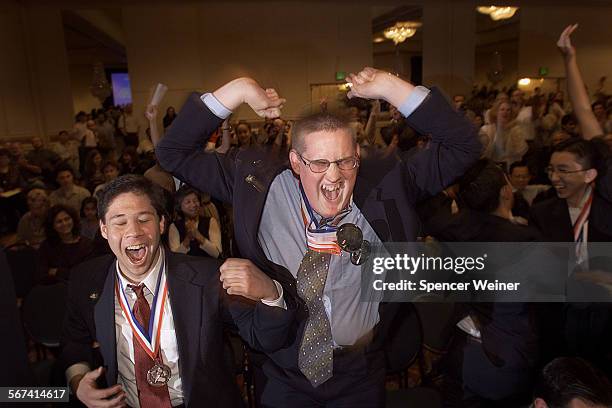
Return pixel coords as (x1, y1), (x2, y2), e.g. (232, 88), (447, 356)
(60, 175), (295, 408)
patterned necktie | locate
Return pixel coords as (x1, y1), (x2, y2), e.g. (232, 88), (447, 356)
(129, 284), (172, 408)
(296, 249), (333, 387)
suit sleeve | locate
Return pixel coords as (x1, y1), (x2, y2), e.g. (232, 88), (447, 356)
(399, 88), (482, 203)
(220, 290), (297, 353)
(156, 93), (236, 204)
(59, 270), (96, 373)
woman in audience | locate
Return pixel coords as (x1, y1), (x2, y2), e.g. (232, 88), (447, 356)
(163, 106), (177, 129)
(83, 149), (105, 192)
(38, 204), (93, 281)
(16, 187), (49, 248)
(168, 185), (222, 258)
(480, 99), (529, 170)
(79, 196), (99, 240)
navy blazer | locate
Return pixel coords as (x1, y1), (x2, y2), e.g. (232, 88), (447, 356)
(60, 252), (296, 407)
(156, 88), (481, 374)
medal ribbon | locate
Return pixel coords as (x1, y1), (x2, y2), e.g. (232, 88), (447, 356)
(299, 182), (350, 255)
(115, 260), (169, 361)
(573, 185), (593, 260)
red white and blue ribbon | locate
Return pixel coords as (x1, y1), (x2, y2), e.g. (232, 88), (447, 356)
(115, 261), (169, 360)
(299, 182), (350, 255)
(573, 185), (593, 262)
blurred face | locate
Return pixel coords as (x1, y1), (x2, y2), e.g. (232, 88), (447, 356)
(453, 95), (465, 110)
(103, 165), (119, 181)
(100, 192), (164, 282)
(510, 166), (531, 190)
(511, 90), (524, 106)
(8, 143), (21, 156)
(497, 102), (512, 123)
(548, 152), (596, 204)
(58, 131), (69, 143)
(562, 121), (577, 136)
(167, 107), (175, 116)
(56, 170), (74, 188)
(180, 193), (200, 219)
(593, 103), (606, 119)
(53, 211), (74, 238)
(83, 202), (97, 221)
(289, 129), (359, 218)
(31, 137), (43, 149)
(551, 130), (571, 147)
(27, 190), (48, 213)
(473, 115), (484, 129)
(236, 124), (251, 146)
(93, 153), (102, 166)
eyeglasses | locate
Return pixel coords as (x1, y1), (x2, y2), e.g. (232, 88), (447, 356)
(296, 152), (359, 173)
(545, 166), (589, 177)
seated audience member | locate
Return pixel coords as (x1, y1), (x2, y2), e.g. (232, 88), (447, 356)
(83, 149), (105, 192)
(533, 357), (612, 408)
(27, 136), (61, 185)
(80, 197), (99, 240)
(163, 105), (178, 129)
(480, 100), (529, 170)
(8, 142), (43, 186)
(431, 160), (540, 405)
(509, 161), (550, 205)
(0, 147), (27, 232)
(53, 130), (81, 176)
(16, 187), (49, 248)
(119, 146), (139, 175)
(38, 204), (93, 281)
(49, 165), (91, 213)
(93, 160), (120, 197)
(168, 186), (222, 258)
(59, 175), (293, 408)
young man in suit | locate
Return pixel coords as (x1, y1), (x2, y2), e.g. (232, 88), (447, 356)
(60, 175), (295, 408)
(156, 67), (481, 406)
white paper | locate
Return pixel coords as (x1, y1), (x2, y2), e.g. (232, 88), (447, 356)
(150, 83), (168, 106)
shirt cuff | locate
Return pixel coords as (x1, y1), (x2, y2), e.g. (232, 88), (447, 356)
(260, 280), (286, 309)
(397, 86), (430, 118)
(201, 93), (232, 119)
(66, 362), (91, 391)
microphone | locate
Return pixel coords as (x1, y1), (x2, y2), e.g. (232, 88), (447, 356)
(336, 223), (371, 265)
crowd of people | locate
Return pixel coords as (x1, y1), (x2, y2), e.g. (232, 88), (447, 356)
(2, 24), (612, 408)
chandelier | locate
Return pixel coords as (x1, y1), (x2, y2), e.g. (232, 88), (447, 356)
(477, 6), (518, 21)
(383, 21), (422, 45)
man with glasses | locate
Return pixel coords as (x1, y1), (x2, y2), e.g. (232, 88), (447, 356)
(157, 67), (480, 406)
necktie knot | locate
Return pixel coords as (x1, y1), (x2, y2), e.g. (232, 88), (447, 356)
(129, 283), (146, 298)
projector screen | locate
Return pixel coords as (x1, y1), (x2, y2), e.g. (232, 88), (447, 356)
(111, 73), (133, 106)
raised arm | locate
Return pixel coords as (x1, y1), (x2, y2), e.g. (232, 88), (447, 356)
(156, 78), (285, 203)
(557, 24), (603, 140)
(145, 104), (161, 147)
(346, 67), (481, 202)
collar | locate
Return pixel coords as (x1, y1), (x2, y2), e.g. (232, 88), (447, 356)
(116, 246), (165, 294)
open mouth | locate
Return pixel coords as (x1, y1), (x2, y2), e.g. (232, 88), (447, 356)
(125, 243), (147, 264)
(321, 183), (342, 201)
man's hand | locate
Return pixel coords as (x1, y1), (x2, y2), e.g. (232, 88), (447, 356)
(73, 367), (126, 408)
(144, 104), (158, 122)
(220, 258), (279, 301)
(213, 78), (285, 119)
(346, 67), (415, 109)
(557, 24), (578, 58)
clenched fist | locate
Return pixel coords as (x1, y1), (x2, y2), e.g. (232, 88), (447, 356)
(220, 258), (279, 301)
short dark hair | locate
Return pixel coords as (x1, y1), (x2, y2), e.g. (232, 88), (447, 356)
(80, 196), (98, 218)
(45, 204), (81, 245)
(509, 160), (530, 175)
(561, 113), (576, 127)
(533, 357), (612, 407)
(291, 112), (355, 153)
(459, 160), (507, 213)
(55, 163), (75, 179)
(97, 174), (169, 223)
(552, 138), (610, 174)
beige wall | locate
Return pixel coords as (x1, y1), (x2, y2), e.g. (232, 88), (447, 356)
(122, 2), (373, 123)
(70, 64), (103, 115)
(0, 3), (73, 142)
(519, 5), (612, 95)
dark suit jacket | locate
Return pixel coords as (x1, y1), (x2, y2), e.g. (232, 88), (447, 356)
(60, 252), (296, 407)
(156, 88), (481, 378)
